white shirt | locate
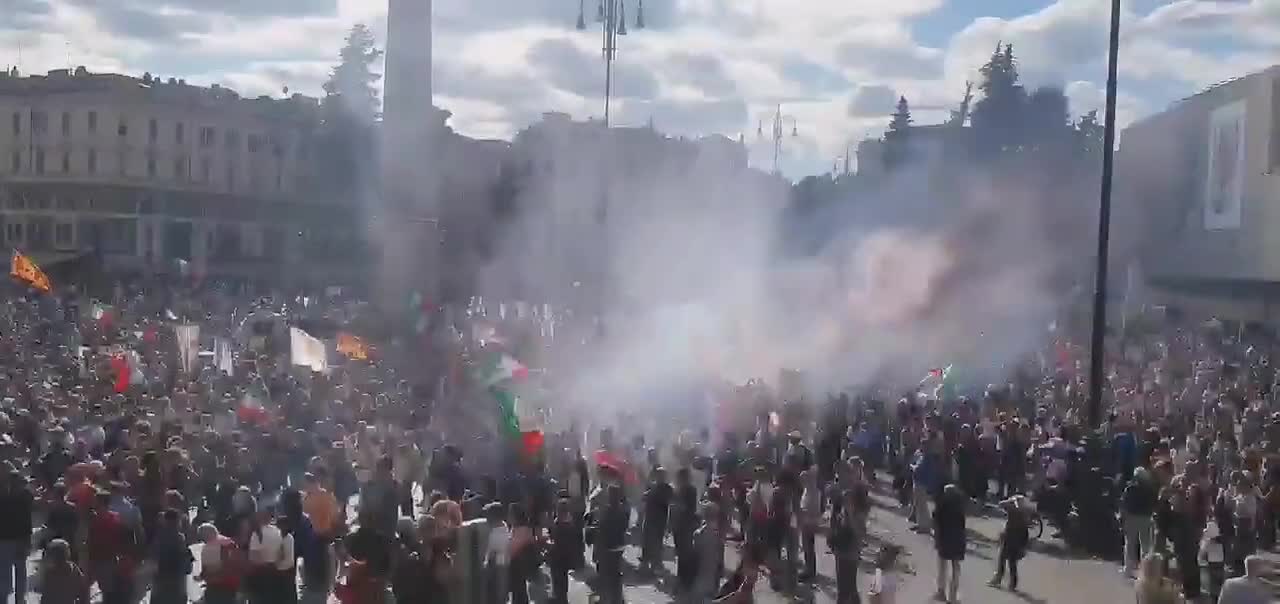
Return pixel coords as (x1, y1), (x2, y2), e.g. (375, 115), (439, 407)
(248, 524), (295, 570)
(486, 522), (511, 566)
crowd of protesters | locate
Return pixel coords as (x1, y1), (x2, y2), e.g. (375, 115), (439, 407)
(0, 273), (1276, 604)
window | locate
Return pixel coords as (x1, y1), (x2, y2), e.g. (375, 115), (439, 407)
(34, 149), (45, 174)
(5, 222), (23, 246)
(225, 129), (239, 149)
(226, 164), (236, 191)
(61, 112), (71, 136)
(247, 134), (262, 153)
(54, 222), (73, 249)
(10, 112), (19, 136)
(174, 156), (187, 181)
(9, 152), (18, 173)
(200, 157), (211, 183)
(88, 111), (97, 133)
(200, 126), (216, 147)
(118, 118), (128, 137)
(175, 122), (185, 144)
(148, 118), (158, 143)
(30, 111), (47, 134)
(87, 149), (97, 174)
(61, 152), (70, 173)
(146, 153), (156, 178)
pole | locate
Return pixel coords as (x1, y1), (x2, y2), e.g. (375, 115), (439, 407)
(1088, 0), (1122, 429)
(602, 0), (615, 127)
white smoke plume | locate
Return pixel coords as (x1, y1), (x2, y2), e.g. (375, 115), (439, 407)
(478, 126), (1089, 424)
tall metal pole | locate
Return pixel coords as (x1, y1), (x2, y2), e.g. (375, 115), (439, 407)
(1088, 0), (1122, 429)
(602, 0), (615, 126)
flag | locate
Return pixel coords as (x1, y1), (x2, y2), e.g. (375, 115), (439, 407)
(337, 332), (369, 361)
(213, 337), (234, 375)
(238, 377), (271, 424)
(111, 350), (144, 393)
(594, 449), (638, 484)
(476, 352), (529, 388)
(9, 251), (50, 293)
(174, 324), (199, 374)
(521, 430), (544, 459)
(289, 327), (328, 373)
(490, 386), (521, 438)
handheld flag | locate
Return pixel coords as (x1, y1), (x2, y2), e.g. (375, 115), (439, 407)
(476, 352), (529, 388)
(490, 386), (521, 438)
(10, 251), (50, 292)
(289, 327), (328, 373)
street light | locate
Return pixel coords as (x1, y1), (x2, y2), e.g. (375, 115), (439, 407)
(1087, 0), (1122, 429)
(575, 0), (646, 127)
(758, 104), (798, 175)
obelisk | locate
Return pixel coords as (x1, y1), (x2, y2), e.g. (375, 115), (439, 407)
(379, 0), (440, 316)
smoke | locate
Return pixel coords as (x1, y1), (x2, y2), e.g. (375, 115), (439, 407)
(477, 126), (1090, 422)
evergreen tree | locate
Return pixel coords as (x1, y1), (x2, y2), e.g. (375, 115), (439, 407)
(971, 42), (1026, 157)
(883, 96), (913, 170)
(315, 24), (383, 202)
(1024, 86), (1071, 150)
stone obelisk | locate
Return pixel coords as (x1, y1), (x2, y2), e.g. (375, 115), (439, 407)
(379, 0), (440, 317)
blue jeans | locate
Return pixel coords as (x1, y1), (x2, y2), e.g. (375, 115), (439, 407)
(0, 539), (27, 602)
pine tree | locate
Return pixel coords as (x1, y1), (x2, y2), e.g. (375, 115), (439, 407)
(971, 42), (1027, 157)
(315, 24), (383, 202)
(883, 96), (912, 170)
(322, 24), (383, 120)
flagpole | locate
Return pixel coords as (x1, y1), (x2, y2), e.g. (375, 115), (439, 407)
(1088, 0), (1122, 430)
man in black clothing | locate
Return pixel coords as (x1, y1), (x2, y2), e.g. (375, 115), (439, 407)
(641, 467), (672, 573)
(671, 468), (699, 591)
(0, 468), (33, 603)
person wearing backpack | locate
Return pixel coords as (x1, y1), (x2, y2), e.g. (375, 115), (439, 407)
(1122, 467), (1157, 576)
(197, 523), (244, 604)
(149, 509), (192, 604)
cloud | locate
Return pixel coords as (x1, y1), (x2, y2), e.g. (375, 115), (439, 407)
(664, 51), (737, 97)
(526, 36), (659, 100)
(834, 23), (944, 79)
(848, 85), (898, 117)
(109, 0), (338, 19)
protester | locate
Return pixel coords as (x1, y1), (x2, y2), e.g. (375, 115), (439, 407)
(1217, 555), (1273, 604)
(933, 483), (967, 603)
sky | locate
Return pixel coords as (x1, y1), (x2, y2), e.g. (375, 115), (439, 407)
(2, 0), (1277, 179)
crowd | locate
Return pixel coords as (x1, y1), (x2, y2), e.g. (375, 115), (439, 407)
(0, 275), (1275, 604)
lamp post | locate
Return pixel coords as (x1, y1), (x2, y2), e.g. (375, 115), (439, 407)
(576, 0), (645, 127)
(758, 104), (798, 175)
(1087, 0), (1122, 429)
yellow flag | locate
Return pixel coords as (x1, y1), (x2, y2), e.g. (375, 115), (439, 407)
(337, 332), (369, 360)
(9, 251), (50, 293)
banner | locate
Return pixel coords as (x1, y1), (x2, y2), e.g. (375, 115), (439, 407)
(213, 337), (235, 375)
(174, 324), (199, 374)
(1205, 100), (1246, 231)
(289, 327), (328, 373)
(9, 251), (50, 293)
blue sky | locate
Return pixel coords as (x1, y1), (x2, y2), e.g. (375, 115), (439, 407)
(2, 0), (1276, 178)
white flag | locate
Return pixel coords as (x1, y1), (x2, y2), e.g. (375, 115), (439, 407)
(175, 324), (200, 374)
(213, 337), (235, 375)
(289, 327), (328, 373)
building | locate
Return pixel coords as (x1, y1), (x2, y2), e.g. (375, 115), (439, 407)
(499, 112), (781, 313)
(856, 123), (963, 178)
(1118, 65), (1280, 322)
(0, 67), (361, 285)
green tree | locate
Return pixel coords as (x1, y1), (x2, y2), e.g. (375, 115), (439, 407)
(1024, 86), (1071, 151)
(883, 96), (913, 170)
(314, 24), (383, 203)
(971, 42), (1026, 157)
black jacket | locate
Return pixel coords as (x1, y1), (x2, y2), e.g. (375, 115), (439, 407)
(0, 487), (33, 542)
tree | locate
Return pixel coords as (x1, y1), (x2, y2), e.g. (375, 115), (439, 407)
(883, 96), (913, 170)
(1024, 86), (1071, 150)
(1073, 110), (1106, 157)
(971, 42), (1027, 157)
(314, 24), (383, 203)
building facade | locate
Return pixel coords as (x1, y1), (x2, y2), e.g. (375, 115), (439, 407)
(0, 67), (362, 286)
(1118, 65), (1280, 322)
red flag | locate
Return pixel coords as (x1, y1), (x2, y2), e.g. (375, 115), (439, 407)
(594, 450), (637, 484)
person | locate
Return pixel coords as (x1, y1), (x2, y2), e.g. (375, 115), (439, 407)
(692, 501), (726, 603)
(508, 504), (535, 604)
(641, 467), (672, 574)
(548, 498), (579, 604)
(592, 485), (629, 604)
(1134, 553), (1184, 604)
(481, 502), (509, 604)
(830, 481), (865, 604)
(247, 507), (295, 604)
(149, 508), (192, 604)
(671, 468), (700, 592)
(1123, 467), (1158, 576)
(0, 468), (33, 603)
(797, 468), (821, 583)
(197, 523), (244, 604)
(933, 483), (967, 603)
(1199, 520), (1226, 602)
(866, 546), (900, 604)
(989, 495), (1029, 591)
(1217, 555), (1272, 604)
(36, 539), (88, 604)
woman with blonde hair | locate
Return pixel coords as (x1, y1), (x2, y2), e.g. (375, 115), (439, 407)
(1134, 553), (1184, 604)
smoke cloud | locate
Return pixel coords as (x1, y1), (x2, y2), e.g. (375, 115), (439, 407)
(475, 127), (1092, 425)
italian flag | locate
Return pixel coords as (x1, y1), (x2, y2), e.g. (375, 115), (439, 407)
(475, 352), (529, 438)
